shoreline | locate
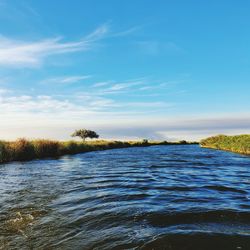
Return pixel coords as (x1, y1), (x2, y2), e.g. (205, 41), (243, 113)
(1, 134), (249, 164)
(200, 145), (250, 156)
(0, 139), (198, 164)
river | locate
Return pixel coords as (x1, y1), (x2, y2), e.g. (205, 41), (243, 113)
(0, 145), (250, 249)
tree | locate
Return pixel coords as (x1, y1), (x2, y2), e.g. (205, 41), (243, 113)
(179, 140), (187, 144)
(71, 129), (99, 141)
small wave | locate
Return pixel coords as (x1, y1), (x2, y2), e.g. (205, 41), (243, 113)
(140, 232), (250, 250)
(1, 145), (250, 249)
(203, 185), (247, 194)
(149, 164), (175, 169)
(151, 185), (197, 192)
(136, 210), (250, 227)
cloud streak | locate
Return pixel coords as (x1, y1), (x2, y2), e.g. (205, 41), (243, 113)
(0, 24), (109, 68)
(41, 75), (91, 85)
(0, 89), (172, 119)
(110, 25), (142, 37)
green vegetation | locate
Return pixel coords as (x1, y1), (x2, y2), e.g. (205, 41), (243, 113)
(0, 138), (197, 164)
(71, 129), (99, 141)
(200, 134), (250, 155)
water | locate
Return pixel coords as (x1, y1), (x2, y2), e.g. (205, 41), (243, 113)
(0, 145), (250, 250)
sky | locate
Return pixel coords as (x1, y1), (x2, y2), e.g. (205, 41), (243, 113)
(0, 0), (250, 141)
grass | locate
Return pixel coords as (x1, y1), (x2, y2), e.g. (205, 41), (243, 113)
(0, 138), (197, 164)
(200, 134), (250, 155)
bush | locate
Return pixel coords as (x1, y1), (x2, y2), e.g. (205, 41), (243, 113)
(179, 140), (187, 144)
(71, 129), (99, 141)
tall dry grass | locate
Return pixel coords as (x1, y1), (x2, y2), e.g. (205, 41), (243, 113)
(0, 138), (197, 164)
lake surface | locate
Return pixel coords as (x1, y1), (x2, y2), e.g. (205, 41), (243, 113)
(0, 145), (250, 250)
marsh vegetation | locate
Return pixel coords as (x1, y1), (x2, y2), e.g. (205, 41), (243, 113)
(200, 134), (250, 155)
(0, 138), (196, 164)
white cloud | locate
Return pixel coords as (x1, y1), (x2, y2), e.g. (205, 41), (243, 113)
(0, 94), (101, 116)
(110, 25), (141, 37)
(0, 110), (249, 141)
(90, 78), (185, 97)
(59, 75), (91, 84)
(92, 81), (113, 87)
(85, 23), (109, 40)
(90, 77), (185, 95)
(0, 24), (109, 67)
(100, 80), (146, 94)
(123, 101), (173, 108)
(0, 88), (10, 94)
(0, 87), (174, 125)
(41, 75), (91, 85)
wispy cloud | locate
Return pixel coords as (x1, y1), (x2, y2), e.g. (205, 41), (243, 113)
(136, 41), (184, 56)
(0, 88), (10, 94)
(93, 79), (147, 94)
(0, 86), (173, 124)
(110, 25), (141, 37)
(0, 94), (99, 122)
(0, 24), (109, 68)
(41, 75), (91, 85)
(123, 101), (173, 108)
(0, 74), (190, 140)
(90, 77), (185, 96)
(106, 81), (144, 92)
(85, 23), (109, 40)
(92, 81), (113, 87)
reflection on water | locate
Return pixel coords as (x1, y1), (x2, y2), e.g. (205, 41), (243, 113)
(0, 145), (250, 249)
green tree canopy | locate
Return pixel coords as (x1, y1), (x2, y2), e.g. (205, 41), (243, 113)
(71, 129), (99, 141)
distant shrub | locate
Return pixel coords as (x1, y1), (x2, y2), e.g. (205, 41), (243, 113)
(71, 129), (99, 141)
(179, 140), (187, 144)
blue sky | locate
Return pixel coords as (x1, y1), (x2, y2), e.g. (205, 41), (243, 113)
(0, 0), (250, 140)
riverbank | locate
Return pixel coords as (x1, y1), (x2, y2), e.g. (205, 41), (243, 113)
(200, 134), (250, 155)
(0, 138), (197, 164)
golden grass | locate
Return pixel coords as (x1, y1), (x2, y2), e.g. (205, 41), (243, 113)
(0, 138), (197, 164)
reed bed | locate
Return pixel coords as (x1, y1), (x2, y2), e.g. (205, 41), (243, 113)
(200, 134), (250, 155)
(0, 138), (196, 164)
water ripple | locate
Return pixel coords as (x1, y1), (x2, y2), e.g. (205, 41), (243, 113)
(0, 145), (250, 249)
